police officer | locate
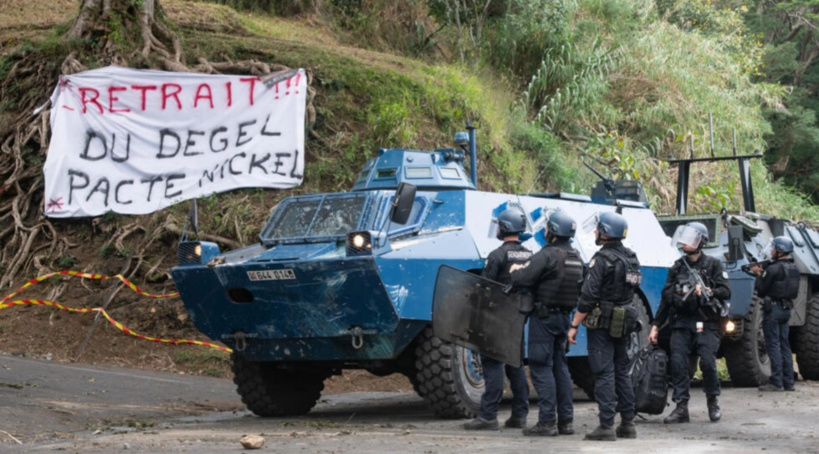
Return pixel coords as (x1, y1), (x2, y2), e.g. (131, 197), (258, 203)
(752, 236), (799, 392)
(648, 221), (730, 424)
(568, 212), (641, 441)
(509, 210), (583, 436)
(463, 208), (531, 430)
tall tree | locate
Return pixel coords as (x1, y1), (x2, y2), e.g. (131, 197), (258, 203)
(750, 0), (819, 201)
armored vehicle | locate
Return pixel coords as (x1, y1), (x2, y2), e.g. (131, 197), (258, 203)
(658, 143), (819, 386)
(170, 126), (680, 418)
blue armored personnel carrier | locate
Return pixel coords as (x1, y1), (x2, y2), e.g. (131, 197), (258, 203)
(658, 146), (819, 387)
(170, 126), (680, 418)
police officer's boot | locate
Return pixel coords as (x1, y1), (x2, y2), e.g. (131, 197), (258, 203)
(663, 401), (690, 424)
(584, 425), (616, 441)
(707, 395), (721, 422)
(504, 415), (527, 429)
(758, 383), (784, 392)
(463, 417), (499, 430)
(558, 420), (574, 435)
(522, 421), (558, 437)
(615, 418), (637, 439)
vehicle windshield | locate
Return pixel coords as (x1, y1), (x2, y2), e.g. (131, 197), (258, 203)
(261, 194), (367, 241)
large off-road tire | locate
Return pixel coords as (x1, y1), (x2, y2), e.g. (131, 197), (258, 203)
(413, 327), (482, 419)
(232, 354), (327, 417)
(568, 295), (651, 401)
(793, 294), (819, 380)
(723, 296), (770, 387)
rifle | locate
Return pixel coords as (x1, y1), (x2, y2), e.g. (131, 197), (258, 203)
(679, 257), (729, 317)
(740, 259), (773, 275)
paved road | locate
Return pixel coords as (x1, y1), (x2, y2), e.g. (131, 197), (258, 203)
(2, 353), (818, 453)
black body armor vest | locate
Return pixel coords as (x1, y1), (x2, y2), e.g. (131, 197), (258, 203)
(597, 247), (640, 305)
(768, 260), (800, 301)
(540, 248), (585, 310)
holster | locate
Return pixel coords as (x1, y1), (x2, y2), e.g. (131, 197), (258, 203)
(762, 296), (772, 313)
(534, 301), (550, 319)
(516, 293), (534, 315)
(582, 306), (602, 329)
(584, 301), (615, 330)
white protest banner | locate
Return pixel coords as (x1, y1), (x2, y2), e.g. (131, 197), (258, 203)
(43, 65), (305, 218)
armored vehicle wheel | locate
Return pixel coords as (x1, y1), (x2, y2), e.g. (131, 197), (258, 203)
(232, 354), (327, 417)
(627, 299), (651, 361)
(413, 327), (482, 419)
(568, 296), (651, 401)
(793, 294), (819, 380)
(723, 296), (770, 386)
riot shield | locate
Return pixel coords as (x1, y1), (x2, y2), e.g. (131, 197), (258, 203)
(432, 265), (528, 367)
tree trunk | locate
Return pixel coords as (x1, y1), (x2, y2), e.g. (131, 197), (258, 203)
(66, 0), (182, 64)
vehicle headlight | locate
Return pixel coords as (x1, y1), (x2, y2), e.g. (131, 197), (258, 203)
(725, 320), (736, 333)
(352, 234), (366, 248)
(178, 241), (221, 265)
(346, 231), (373, 256)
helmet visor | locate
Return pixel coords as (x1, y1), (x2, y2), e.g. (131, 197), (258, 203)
(582, 212), (601, 233)
(671, 224), (704, 249)
(761, 239), (775, 260)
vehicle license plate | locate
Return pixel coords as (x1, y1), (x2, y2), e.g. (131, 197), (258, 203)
(247, 269), (296, 281)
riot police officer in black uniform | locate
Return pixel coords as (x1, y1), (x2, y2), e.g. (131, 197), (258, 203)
(648, 221), (730, 424)
(510, 210), (583, 436)
(463, 209), (532, 430)
(568, 212), (641, 441)
(753, 236), (799, 392)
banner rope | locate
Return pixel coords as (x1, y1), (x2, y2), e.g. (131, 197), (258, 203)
(0, 299), (232, 353)
(2, 270), (179, 303)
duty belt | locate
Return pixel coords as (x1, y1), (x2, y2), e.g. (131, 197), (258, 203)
(538, 305), (572, 314)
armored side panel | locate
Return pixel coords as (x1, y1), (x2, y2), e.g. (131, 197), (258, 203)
(432, 266), (527, 366)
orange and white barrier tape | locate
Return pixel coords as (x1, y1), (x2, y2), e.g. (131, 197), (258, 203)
(0, 299), (232, 353)
(2, 270), (179, 303)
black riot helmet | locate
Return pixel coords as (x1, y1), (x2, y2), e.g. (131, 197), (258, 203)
(547, 210), (577, 239)
(670, 221), (708, 254)
(773, 236), (794, 254)
(596, 212), (628, 240)
(497, 208), (526, 238)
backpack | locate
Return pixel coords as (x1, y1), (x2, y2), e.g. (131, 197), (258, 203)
(629, 345), (669, 415)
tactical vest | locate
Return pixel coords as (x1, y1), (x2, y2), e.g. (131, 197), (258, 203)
(597, 247), (640, 305)
(767, 260), (800, 301)
(494, 243), (532, 284)
(539, 247), (585, 310)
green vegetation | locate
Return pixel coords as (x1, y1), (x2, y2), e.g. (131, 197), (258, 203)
(1, 0), (817, 282)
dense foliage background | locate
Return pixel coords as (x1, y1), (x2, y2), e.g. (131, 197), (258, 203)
(1, 0), (818, 289)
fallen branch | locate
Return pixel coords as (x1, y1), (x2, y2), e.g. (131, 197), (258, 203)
(0, 430), (22, 445)
(164, 222), (242, 250)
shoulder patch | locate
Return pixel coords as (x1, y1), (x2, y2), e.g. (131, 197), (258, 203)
(507, 250), (533, 261)
(723, 271), (729, 279)
(589, 258), (596, 268)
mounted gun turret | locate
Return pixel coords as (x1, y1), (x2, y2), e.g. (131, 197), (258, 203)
(585, 162), (648, 207)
